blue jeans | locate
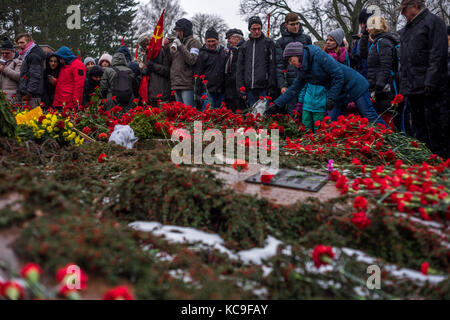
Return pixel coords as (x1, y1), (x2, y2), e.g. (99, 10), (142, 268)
(329, 92), (387, 127)
(174, 90), (194, 107)
(247, 89), (267, 109)
(202, 92), (224, 111)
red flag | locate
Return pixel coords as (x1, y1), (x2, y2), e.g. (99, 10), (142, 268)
(146, 10), (164, 62)
(139, 10), (165, 103)
(122, 35), (125, 46)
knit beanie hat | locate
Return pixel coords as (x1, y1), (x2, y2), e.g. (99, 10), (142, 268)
(328, 28), (345, 46)
(226, 28), (244, 39)
(359, 8), (374, 24)
(89, 65), (104, 77)
(84, 57), (95, 66)
(205, 28), (219, 40)
(1, 37), (14, 51)
(283, 42), (304, 59)
(248, 16), (262, 30)
(98, 53), (112, 66)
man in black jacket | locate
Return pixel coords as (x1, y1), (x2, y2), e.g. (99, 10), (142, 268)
(15, 33), (46, 107)
(275, 13), (312, 116)
(236, 16), (277, 108)
(398, 0), (448, 158)
(224, 28), (245, 111)
(194, 28), (227, 110)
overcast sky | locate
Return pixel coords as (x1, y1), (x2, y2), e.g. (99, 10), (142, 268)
(139, 0), (249, 35)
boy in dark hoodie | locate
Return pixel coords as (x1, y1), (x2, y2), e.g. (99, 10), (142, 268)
(83, 65), (104, 105)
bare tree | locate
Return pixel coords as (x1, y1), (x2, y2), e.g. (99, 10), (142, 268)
(191, 13), (229, 45)
(134, 0), (186, 38)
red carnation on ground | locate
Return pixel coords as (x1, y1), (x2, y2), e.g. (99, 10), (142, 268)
(98, 133), (108, 140)
(56, 120), (65, 129)
(352, 212), (371, 230)
(0, 281), (25, 300)
(420, 262), (429, 275)
(233, 159), (249, 172)
(20, 263), (42, 283)
(312, 245), (335, 268)
(103, 286), (135, 300)
(353, 196), (368, 210)
(98, 153), (107, 163)
(56, 263), (88, 299)
(260, 172), (274, 184)
(82, 126), (91, 135)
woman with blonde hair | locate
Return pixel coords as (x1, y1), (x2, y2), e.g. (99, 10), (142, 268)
(366, 16), (401, 129)
(324, 28), (350, 66)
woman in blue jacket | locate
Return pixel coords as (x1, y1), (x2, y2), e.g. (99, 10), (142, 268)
(267, 42), (386, 127)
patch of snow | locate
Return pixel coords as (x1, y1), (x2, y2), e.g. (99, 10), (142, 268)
(237, 236), (283, 265)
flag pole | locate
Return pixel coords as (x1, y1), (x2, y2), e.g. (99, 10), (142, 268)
(267, 13), (271, 38)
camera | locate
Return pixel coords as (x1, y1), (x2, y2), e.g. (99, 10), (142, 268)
(352, 34), (360, 40)
(0, 59), (6, 65)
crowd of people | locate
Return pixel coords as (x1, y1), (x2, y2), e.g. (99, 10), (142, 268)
(0, 0), (448, 157)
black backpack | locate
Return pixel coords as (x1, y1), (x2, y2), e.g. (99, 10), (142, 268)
(112, 67), (133, 104)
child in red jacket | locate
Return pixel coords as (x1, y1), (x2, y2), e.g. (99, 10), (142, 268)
(53, 46), (86, 109)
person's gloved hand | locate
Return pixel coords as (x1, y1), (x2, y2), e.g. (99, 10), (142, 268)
(326, 99), (335, 111)
(265, 103), (281, 117)
(173, 38), (182, 47)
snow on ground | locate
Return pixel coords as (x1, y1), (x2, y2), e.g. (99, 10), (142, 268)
(129, 221), (448, 287)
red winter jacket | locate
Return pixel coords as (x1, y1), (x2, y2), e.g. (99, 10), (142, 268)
(53, 59), (86, 108)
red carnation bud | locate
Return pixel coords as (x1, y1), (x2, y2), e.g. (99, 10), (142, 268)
(103, 286), (135, 300)
(20, 263), (42, 283)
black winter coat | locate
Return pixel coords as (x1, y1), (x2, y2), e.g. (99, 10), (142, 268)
(83, 76), (101, 105)
(143, 47), (171, 102)
(398, 9), (448, 95)
(236, 34), (277, 92)
(367, 32), (400, 94)
(275, 24), (312, 89)
(19, 45), (46, 98)
(194, 45), (227, 94)
(224, 40), (244, 100)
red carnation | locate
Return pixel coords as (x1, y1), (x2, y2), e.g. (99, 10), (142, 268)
(199, 75), (205, 79)
(202, 80), (208, 84)
(260, 172), (274, 184)
(239, 86), (246, 92)
(38, 115), (46, 124)
(410, 141), (419, 148)
(82, 126), (91, 135)
(103, 286), (135, 300)
(98, 153), (107, 163)
(193, 74), (199, 79)
(282, 69), (287, 74)
(98, 133), (108, 140)
(312, 245), (335, 268)
(352, 212), (371, 230)
(420, 262), (429, 275)
(20, 263), (42, 283)
(0, 281), (25, 300)
(56, 263), (88, 299)
(353, 196), (368, 210)
(233, 159), (249, 172)
(56, 120), (65, 129)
